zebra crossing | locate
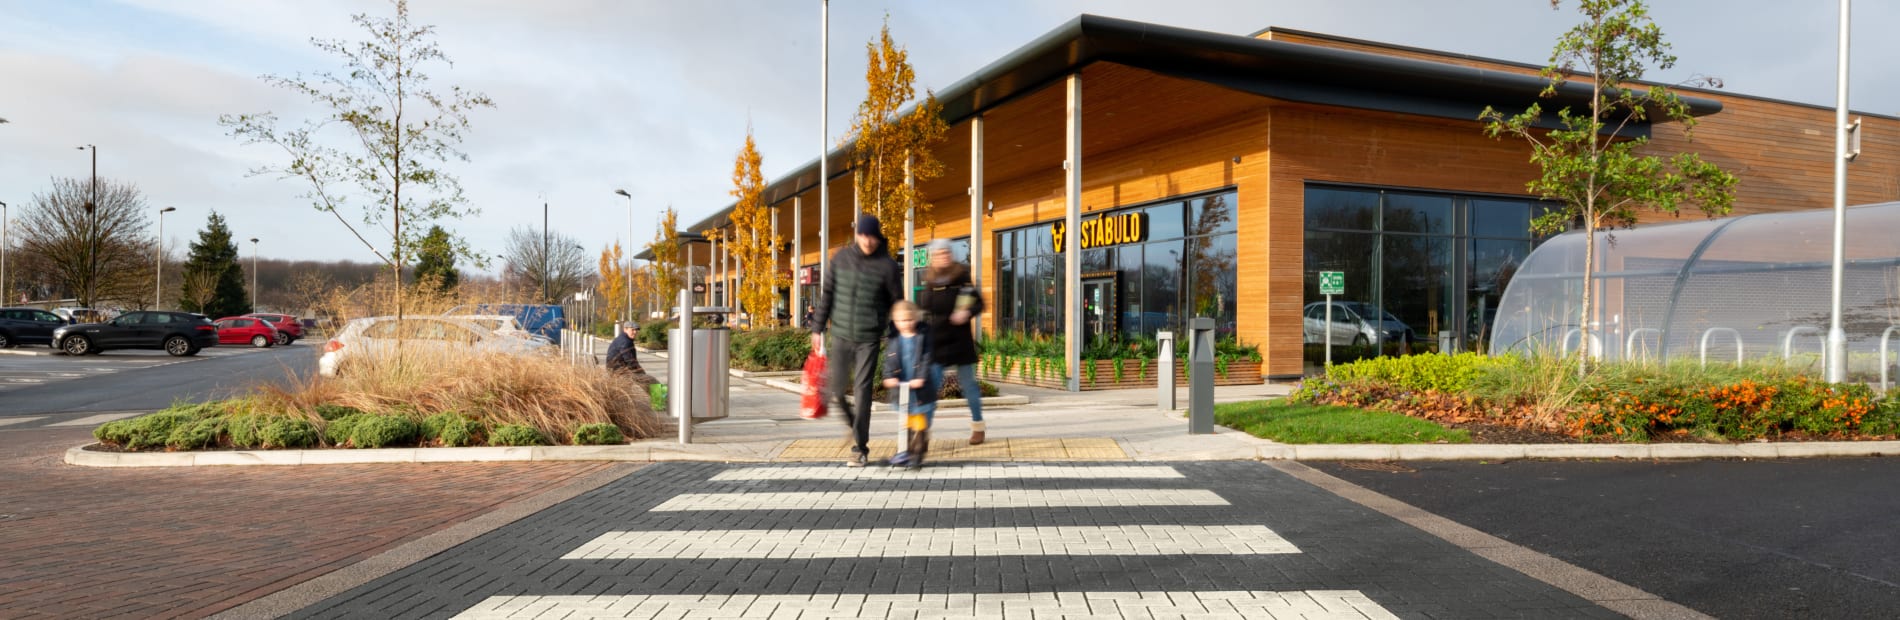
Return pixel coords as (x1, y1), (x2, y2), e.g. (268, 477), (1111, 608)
(289, 462), (1620, 619)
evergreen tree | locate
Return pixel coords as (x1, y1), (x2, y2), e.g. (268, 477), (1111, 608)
(415, 225), (460, 290)
(178, 211), (251, 318)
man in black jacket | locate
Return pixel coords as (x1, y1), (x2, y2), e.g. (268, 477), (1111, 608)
(810, 214), (904, 467)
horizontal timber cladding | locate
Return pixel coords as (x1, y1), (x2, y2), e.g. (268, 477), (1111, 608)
(1267, 104), (1542, 377)
(1269, 29), (1900, 218)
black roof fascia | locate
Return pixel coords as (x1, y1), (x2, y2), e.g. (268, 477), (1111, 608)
(695, 14), (1721, 232)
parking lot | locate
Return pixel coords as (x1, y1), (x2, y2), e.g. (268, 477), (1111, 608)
(0, 344), (303, 420)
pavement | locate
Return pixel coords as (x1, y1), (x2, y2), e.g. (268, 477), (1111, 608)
(12, 340), (1900, 618)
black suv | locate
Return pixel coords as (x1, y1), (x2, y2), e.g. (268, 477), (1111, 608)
(54, 311), (220, 356)
(0, 307), (67, 348)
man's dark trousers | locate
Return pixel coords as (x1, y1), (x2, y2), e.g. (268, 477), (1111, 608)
(828, 334), (880, 456)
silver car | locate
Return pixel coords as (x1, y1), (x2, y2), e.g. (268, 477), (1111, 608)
(1303, 301), (1414, 348)
(318, 315), (552, 377)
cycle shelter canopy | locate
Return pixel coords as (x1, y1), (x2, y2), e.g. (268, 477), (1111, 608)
(1489, 202), (1900, 377)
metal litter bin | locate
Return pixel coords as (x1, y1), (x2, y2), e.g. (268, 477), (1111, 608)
(669, 306), (730, 421)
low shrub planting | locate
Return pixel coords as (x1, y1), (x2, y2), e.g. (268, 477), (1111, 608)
(258, 418), (319, 449)
(1295, 353), (1900, 442)
(637, 320), (669, 349)
(490, 424), (548, 446)
(94, 410), (197, 451)
(421, 411), (485, 447)
(731, 328), (811, 371)
(347, 414), (420, 448)
(165, 417), (225, 450)
(572, 423), (625, 445)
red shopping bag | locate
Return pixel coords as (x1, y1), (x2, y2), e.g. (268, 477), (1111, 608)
(799, 352), (828, 419)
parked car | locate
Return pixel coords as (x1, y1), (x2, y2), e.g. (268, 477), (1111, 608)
(0, 307), (67, 348)
(53, 311), (220, 356)
(318, 315), (552, 377)
(1302, 301), (1415, 347)
(244, 312), (305, 345)
(213, 316), (279, 348)
(447, 304), (566, 345)
(456, 314), (552, 343)
(53, 307), (113, 324)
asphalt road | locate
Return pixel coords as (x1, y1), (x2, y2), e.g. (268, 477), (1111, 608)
(0, 344), (317, 420)
(1314, 458), (1900, 619)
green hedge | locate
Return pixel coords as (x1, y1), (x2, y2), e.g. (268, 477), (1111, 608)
(732, 328), (812, 371)
(572, 423), (625, 445)
(489, 424), (548, 446)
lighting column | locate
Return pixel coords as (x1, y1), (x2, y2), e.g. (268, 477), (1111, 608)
(156, 206), (175, 309)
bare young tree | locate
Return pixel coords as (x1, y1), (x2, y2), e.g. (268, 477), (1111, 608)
(13, 177), (155, 308)
(502, 226), (591, 304)
(221, 0), (493, 321)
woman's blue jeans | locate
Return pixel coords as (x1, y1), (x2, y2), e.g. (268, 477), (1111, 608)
(929, 362), (983, 422)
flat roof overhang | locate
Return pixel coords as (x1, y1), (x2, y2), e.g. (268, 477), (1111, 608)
(653, 13), (1723, 254)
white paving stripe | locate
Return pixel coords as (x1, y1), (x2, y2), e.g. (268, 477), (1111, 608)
(0, 417), (46, 427)
(452, 591), (1396, 619)
(711, 465), (1186, 481)
(563, 525), (1299, 559)
(48, 412), (143, 427)
(650, 488), (1226, 511)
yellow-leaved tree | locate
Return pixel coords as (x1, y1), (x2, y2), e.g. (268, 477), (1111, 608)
(644, 207), (682, 311)
(848, 18), (948, 254)
(729, 129), (780, 329)
(596, 241), (630, 324)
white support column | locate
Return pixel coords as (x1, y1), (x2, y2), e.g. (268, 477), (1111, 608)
(792, 196), (803, 328)
(970, 116), (984, 340)
(769, 203), (778, 320)
(1064, 73), (1082, 392)
(904, 153), (915, 302)
(1826, 0), (1851, 383)
(818, 0), (830, 292)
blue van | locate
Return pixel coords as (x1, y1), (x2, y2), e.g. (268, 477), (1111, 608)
(452, 304), (567, 345)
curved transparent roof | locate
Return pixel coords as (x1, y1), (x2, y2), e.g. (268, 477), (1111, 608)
(1491, 202), (1900, 377)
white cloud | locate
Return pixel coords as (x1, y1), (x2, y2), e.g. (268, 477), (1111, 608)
(3, 0), (1895, 272)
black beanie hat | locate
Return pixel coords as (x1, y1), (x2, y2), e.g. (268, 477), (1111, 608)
(854, 214), (883, 237)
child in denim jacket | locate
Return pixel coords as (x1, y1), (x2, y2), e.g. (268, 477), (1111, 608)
(883, 300), (937, 469)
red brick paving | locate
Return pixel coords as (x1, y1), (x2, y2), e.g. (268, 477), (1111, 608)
(0, 428), (616, 619)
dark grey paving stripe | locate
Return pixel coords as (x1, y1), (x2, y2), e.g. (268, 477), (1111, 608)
(1268, 460), (1713, 620)
(289, 462), (1622, 619)
(209, 464), (642, 620)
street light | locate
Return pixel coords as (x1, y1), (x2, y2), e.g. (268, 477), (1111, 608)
(249, 238), (259, 310)
(156, 207), (175, 309)
(1, 200), (9, 304)
(615, 189), (634, 324)
(76, 144), (97, 306)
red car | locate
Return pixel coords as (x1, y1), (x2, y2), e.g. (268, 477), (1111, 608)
(245, 313), (305, 345)
(213, 316), (278, 348)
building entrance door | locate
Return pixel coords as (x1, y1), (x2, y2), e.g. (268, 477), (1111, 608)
(1081, 275), (1116, 343)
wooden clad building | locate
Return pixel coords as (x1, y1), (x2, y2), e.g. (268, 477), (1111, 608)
(665, 15), (1900, 385)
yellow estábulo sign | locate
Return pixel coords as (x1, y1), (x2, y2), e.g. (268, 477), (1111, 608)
(1051, 212), (1148, 253)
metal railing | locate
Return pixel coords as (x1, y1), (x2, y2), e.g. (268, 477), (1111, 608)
(1781, 326), (1823, 361)
(1624, 328), (1663, 363)
(1560, 328), (1604, 360)
(1700, 327), (1743, 367)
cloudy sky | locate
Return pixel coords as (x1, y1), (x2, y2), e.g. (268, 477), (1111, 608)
(2, 0), (1894, 271)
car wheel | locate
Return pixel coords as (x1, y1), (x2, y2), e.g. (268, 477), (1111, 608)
(61, 336), (92, 356)
(165, 336), (193, 357)
(1351, 334), (1369, 348)
(252, 335), (271, 348)
(275, 331), (290, 346)
(0, 332), (11, 349)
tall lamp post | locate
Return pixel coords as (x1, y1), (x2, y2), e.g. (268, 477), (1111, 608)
(156, 206), (175, 309)
(249, 238), (259, 310)
(1, 200), (9, 304)
(615, 189), (634, 324)
(75, 144), (97, 306)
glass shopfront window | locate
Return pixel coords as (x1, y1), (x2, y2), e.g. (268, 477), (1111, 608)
(1303, 185), (1554, 373)
(992, 189), (1238, 340)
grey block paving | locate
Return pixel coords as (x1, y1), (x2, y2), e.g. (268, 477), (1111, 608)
(288, 462), (1621, 619)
